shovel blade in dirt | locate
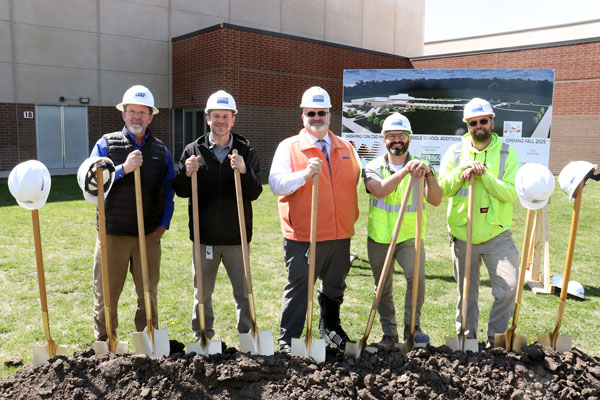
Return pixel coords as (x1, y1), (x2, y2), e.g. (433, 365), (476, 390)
(93, 339), (129, 355)
(133, 327), (170, 357)
(494, 331), (527, 354)
(445, 335), (479, 353)
(32, 342), (68, 365)
(291, 337), (326, 362)
(344, 340), (365, 359)
(187, 338), (222, 356)
(239, 329), (275, 356)
(538, 332), (572, 353)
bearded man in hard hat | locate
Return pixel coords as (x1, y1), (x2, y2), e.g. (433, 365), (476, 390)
(438, 97), (520, 346)
(173, 90), (262, 343)
(269, 86), (361, 353)
(363, 112), (442, 347)
(88, 84), (175, 343)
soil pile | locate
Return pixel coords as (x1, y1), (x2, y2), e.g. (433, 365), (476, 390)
(1, 343), (599, 399)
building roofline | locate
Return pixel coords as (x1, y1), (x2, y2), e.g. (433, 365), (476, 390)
(424, 18), (600, 45)
(414, 36), (600, 61)
(172, 22), (410, 60)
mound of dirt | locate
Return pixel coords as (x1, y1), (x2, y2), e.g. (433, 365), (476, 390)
(1, 342), (599, 399)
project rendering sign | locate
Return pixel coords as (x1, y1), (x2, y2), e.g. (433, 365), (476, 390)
(341, 69), (554, 168)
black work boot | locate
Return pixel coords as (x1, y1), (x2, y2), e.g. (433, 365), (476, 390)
(317, 293), (350, 349)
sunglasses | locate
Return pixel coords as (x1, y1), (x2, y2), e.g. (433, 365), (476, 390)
(304, 111), (328, 117)
(468, 118), (490, 127)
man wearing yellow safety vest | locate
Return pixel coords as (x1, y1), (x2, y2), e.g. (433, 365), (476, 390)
(364, 112), (442, 347)
(439, 98), (520, 346)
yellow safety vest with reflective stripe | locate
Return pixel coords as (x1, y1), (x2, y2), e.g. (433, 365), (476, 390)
(367, 155), (427, 244)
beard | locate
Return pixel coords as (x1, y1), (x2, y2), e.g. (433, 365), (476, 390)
(471, 127), (492, 144)
(387, 142), (407, 156)
(306, 119), (329, 133)
(128, 121), (144, 135)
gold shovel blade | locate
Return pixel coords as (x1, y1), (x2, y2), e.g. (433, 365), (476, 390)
(187, 338), (222, 356)
(538, 333), (571, 353)
(494, 332), (527, 354)
(291, 337), (326, 362)
(446, 335), (478, 353)
(93, 339), (129, 355)
(239, 329), (274, 356)
(344, 340), (364, 359)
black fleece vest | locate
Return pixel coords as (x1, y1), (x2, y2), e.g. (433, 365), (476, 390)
(102, 129), (166, 236)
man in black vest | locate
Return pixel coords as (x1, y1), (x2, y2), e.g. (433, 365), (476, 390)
(173, 90), (262, 343)
(89, 85), (175, 342)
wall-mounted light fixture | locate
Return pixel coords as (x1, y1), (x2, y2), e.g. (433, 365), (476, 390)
(79, 97), (90, 104)
(59, 96), (65, 102)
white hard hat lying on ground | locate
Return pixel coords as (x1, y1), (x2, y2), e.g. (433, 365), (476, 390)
(77, 157), (115, 204)
(551, 275), (585, 300)
(515, 163), (555, 210)
(8, 160), (51, 210)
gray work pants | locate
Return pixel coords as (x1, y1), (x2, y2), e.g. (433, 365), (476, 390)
(278, 238), (351, 346)
(367, 237), (426, 337)
(451, 230), (519, 342)
(191, 244), (251, 340)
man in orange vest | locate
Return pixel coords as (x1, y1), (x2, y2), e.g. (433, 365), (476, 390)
(269, 86), (361, 353)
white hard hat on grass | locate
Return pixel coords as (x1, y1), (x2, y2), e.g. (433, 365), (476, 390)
(300, 86), (332, 108)
(515, 163), (555, 210)
(77, 157), (115, 204)
(381, 112), (412, 135)
(205, 90), (237, 114)
(116, 85), (159, 115)
(551, 275), (584, 300)
(558, 161), (597, 202)
(8, 160), (51, 210)
(463, 98), (495, 122)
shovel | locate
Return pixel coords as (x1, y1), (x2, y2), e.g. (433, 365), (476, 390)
(186, 170), (222, 355)
(231, 150), (274, 355)
(345, 175), (416, 358)
(494, 208), (535, 353)
(397, 176), (426, 354)
(31, 209), (69, 364)
(132, 167), (170, 357)
(446, 175), (479, 352)
(93, 165), (128, 355)
(538, 179), (584, 352)
(291, 174), (326, 362)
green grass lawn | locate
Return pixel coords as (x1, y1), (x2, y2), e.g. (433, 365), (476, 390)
(1, 174), (599, 379)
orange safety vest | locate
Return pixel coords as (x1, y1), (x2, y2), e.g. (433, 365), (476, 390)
(277, 130), (360, 242)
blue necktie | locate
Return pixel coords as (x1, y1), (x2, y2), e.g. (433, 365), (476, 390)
(318, 139), (330, 167)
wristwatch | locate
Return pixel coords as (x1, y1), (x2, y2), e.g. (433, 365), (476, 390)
(426, 166), (436, 178)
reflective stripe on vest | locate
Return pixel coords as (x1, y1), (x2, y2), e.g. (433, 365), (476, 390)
(453, 142), (509, 197)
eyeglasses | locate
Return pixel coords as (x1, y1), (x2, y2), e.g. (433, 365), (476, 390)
(304, 111), (328, 117)
(468, 118), (490, 127)
(125, 110), (150, 118)
(384, 133), (409, 140)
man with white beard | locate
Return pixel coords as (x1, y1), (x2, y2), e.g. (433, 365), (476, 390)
(269, 86), (361, 353)
(88, 85), (175, 343)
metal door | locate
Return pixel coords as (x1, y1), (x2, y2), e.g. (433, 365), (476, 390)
(36, 106), (89, 169)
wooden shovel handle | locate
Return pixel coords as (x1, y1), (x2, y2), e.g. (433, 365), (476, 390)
(231, 149), (258, 332)
(133, 168), (153, 335)
(409, 177), (425, 339)
(552, 179), (584, 339)
(96, 166), (117, 345)
(305, 174), (319, 343)
(460, 176), (475, 332)
(361, 174), (415, 343)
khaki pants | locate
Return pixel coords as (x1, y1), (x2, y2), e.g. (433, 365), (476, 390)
(93, 233), (161, 341)
(367, 237), (426, 337)
(451, 230), (519, 342)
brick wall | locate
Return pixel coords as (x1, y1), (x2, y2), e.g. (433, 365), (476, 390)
(0, 103), (36, 171)
(412, 41), (600, 172)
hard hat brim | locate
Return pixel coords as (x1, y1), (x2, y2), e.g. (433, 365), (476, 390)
(116, 103), (159, 115)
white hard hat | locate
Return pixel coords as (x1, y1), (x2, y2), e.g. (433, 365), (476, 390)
(77, 157), (115, 204)
(205, 90), (237, 114)
(300, 86), (332, 108)
(551, 275), (584, 300)
(463, 97), (495, 122)
(8, 160), (51, 210)
(381, 112), (412, 135)
(558, 161), (597, 203)
(116, 85), (159, 115)
(515, 163), (555, 210)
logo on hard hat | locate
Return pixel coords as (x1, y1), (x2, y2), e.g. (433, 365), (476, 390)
(471, 106), (484, 113)
(391, 121), (404, 126)
(135, 92), (145, 97)
(217, 97), (229, 104)
(312, 95), (324, 103)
